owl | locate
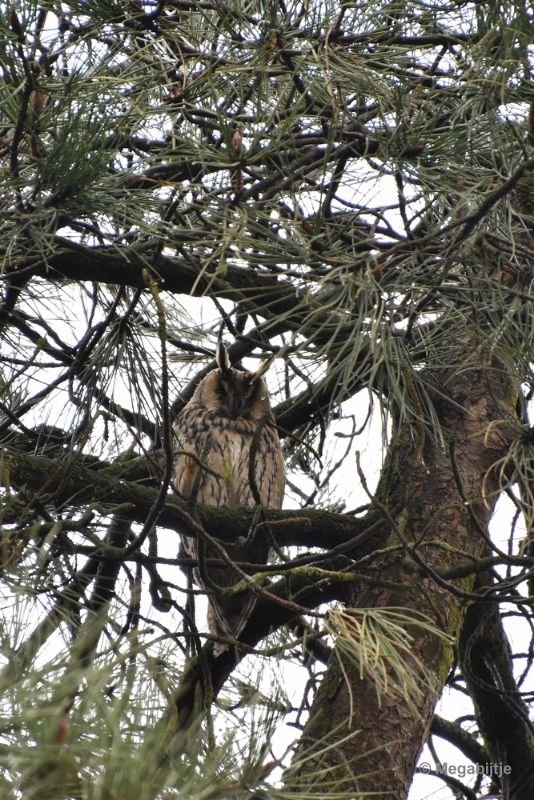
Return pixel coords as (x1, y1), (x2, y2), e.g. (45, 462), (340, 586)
(173, 343), (285, 655)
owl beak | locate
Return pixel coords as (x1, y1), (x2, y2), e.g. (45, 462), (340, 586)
(231, 398), (248, 419)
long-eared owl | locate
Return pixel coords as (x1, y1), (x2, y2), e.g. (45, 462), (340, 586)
(173, 343), (285, 655)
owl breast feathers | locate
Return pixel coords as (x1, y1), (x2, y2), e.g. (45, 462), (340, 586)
(172, 344), (284, 655)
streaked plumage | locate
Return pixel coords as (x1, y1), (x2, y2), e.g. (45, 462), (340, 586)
(173, 344), (284, 654)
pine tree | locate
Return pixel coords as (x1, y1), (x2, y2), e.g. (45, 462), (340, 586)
(1, 2), (534, 798)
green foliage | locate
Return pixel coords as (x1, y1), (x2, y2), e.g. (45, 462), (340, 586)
(325, 608), (453, 717)
(0, 610), (290, 799)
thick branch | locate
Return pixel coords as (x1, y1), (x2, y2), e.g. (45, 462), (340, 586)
(3, 450), (371, 550)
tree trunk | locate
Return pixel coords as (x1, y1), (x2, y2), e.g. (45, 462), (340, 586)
(286, 348), (518, 798)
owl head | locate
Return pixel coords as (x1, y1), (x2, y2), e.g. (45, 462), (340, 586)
(193, 343), (273, 420)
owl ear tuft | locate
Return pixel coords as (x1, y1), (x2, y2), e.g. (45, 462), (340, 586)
(216, 342), (232, 373)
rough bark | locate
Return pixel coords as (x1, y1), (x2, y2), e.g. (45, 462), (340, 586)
(285, 349), (518, 798)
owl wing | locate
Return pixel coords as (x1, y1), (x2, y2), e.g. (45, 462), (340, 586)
(205, 421), (284, 651)
(173, 403), (234, 506)
(246, 421), (285, 509)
